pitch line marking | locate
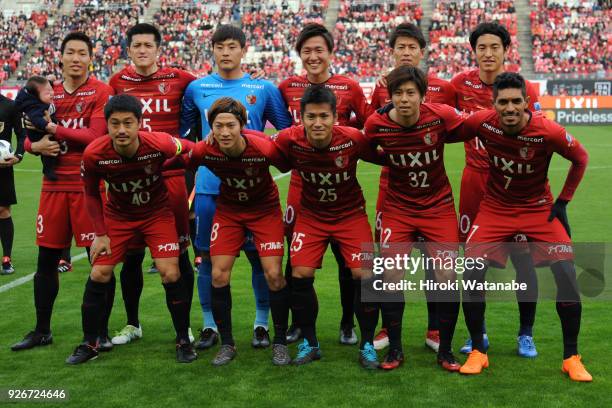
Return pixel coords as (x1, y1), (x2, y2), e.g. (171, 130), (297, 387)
(0, 251), (88, 294)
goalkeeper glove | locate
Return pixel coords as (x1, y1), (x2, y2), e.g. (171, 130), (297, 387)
(548, 198), (571, 237)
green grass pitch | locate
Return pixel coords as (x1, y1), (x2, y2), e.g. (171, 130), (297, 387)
(0, 126), (610, 407)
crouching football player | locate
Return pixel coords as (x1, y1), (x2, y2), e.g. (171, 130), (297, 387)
(66, 94), (196, 364)
(459, 73), (591, 381)
(188, 98), (291, 366)
(274, 86), (385, 369)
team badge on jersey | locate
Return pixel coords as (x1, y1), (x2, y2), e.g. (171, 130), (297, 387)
(159, 83), (169, 95)
(246, 94), (257, 105)
(144, 164), (154, 175)
(423, 132), (437, 145)
(565, 132), (574, 147)
(245, 166), (259, 177)
(335, 154), (347, 168)
(519, 146), (535, 160)
(76, 102), (84, 113)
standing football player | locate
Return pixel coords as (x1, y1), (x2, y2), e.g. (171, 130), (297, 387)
(108, 23), (196, 347)
(369, 22), (457, 353)
(364, 66), (466, 372)
(12, 32), (114, 351)
(0, 92), (25, 275)
(278, 23), (373, 345)
(66, 94), (196, 364)
(274, 86), (384, 368)
(188, 97), (291, 366)
(180, 25), (292, 350)
(451, 22), (542, 357)
(458, 73), (590, 382)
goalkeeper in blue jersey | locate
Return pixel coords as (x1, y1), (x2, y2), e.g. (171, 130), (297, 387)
(180, 24), (292, 352)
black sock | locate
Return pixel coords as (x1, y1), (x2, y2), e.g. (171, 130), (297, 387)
(34, 247), (62, 334)
(179, 251), (195, 311)
(283, 254), (294, 326)
(424, 264), (439, 331)
(0, 217), (14, 257)
(331, 243), (354, 328)
(82, 278), (108, 345)
(438, 298), (460, 354)
(291, 277), (318, 345)
(99, 273), (116, 338)
(462, 262), (488, 351)
(269, 285), (290, 345)
(120, 251), (144, 327)
(163, 277), (190, 343)
(381, 294), (404, 352)
(354, 279), (379, 348)
(552, 261), (581, 359)
(511, 251), (538, 337)
(61, 247), (71, 263)
(211, 285), (233, 346)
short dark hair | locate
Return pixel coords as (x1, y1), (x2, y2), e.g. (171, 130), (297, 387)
(493, 72), (527, 100)
(212, 24), (246, 48)
(208, 97), (247, 127)
(60, 32), (93, 56)
(300, 85), (336, 116)
(386, 66), (428, 98)
(389, 22), (426, 49)
(469, 22), (512, 50)
(296, 23), (334, 53)
(104, 94), (143, 121)
(127, 23), (162, 47)
(25, 76), (52, 96)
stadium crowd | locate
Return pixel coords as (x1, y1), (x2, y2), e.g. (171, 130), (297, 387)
(0, 11), (48, 84)
(531, 0), (610, 74)
(241, 1), (325, 79)
(16, 1), (146, 82)
(333, 1), (422, 79)
(152, 0), (238, 76)
(428, 0), (521, 78)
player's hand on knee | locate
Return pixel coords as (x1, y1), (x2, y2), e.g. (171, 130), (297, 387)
(90, 235), (111, 264)
(548, 198), (571, 237)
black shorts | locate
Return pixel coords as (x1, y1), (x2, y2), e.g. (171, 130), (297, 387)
(0, 166), (16, 206)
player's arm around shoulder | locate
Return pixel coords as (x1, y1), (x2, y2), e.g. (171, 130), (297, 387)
(263, 80), (293, 130)
(445, 108), (487, 143)
(249, 131), (291, 173)
(350, 128), (384, 165)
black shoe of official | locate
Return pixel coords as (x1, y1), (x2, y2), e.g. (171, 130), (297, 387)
(1, 256), (14, 275)
(252, 326), (271, 348)
(97, 336), (113, 352)
(66, 343), (98, 365)
(11, 331), (53, 351)
(176, 340), (197, 363)
(286, 324), (302, 344)
(196, 328), (218, 350)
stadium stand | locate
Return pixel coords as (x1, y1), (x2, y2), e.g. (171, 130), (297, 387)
(333, 0), (422, 79)
(241, 0), (326, 79)
(428, 0), (521, 78)
(152, 0), (238, 76)
(0, 10), (48, 84)
(17, 1), (148, 82)
(530, 0), (610, 75)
